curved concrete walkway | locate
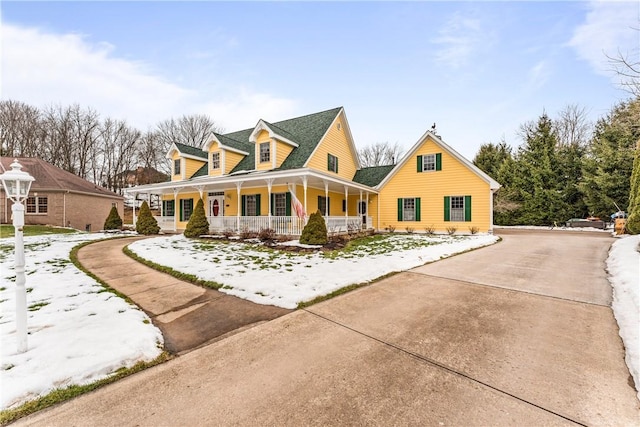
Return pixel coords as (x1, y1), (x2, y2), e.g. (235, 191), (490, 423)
(16, 230), (640, 426)
(76, 236), (290, 354)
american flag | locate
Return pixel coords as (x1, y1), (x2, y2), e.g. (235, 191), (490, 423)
(289, 188), (306, 219)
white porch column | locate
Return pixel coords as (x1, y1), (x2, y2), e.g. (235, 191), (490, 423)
(302, 176), (308, 221)
(236, 182), (242, 231)
(173, 188), (179, 232)
(344, 185), (349, 229)
(266, 179), (273, 218)
(324, 181), (329, 217)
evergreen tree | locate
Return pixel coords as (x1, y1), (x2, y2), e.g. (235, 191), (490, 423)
(626, 142), (640, 234)
(473, 140), (511, 180)
(136, 201), (160, 235)
(184, 198), (210, 238)
(103, 206), (123, 230)
(300, 210), (328, 245)
(515, 113), (570, 225)
(581, 98), (640, 220)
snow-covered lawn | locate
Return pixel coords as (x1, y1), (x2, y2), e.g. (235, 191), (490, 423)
(0, 232), (163, 411)
(606, 235), (640, 401)
(129, 234), (500, 309)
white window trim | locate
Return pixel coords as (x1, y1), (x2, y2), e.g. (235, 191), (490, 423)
(422, 154), (436, 172)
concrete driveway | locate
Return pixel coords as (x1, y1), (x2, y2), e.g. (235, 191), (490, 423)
(16, 230), (640, 426)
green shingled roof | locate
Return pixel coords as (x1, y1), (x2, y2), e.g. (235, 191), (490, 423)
(174, 142), (208, 159)
(226, 107), (342, 173)
(192, 163), (209, 178)
(352, 164), (395, 187)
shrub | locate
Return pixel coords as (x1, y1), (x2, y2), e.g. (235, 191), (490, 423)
(103, 206), (123, 230)
(135, 201), (160, 235)
(258, 227), (276, 243)
(184, 198), (209, 238)
(445, 226), (457, 235)
(386, 225), (396, 233)
(468, 226), (479, 235)
(239, 226), (256, 240)
(300, 210), (328, 245)
(405, 226), (414, 234)
(222, 229), (235, 239)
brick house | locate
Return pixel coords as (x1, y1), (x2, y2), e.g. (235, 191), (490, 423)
(0, 157), (124, 231)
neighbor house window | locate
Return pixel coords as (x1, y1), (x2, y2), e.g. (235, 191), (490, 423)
(180, 199), (193, 221)
(328, 154), (338, 173)
(162, 200), (175, 217)
(444, 196), (471, 222)
(241, 194), (261, 216)
(260, 142), (270, 163)
(417, 153), (442, 172)
(318, 196), (330, 215)
(397, 197), (421, 221)
(26, 196), (48, 214)
(174, 159), (181, 175)
(211, 152), (220, 170)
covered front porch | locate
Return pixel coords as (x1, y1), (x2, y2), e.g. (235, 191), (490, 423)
(126, 168), (377, 236)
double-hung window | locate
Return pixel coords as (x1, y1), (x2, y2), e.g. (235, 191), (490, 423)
(397, 197), (421, 221)
(174, 159), (181, 176)
(444, 196), (472, 222)
(260, 142), (270, 163)
(318, 196), (330, 215)
(26, 196), (48, 214)
(417, 153), (442, 172)
(211, 152), (220, 170)
(180, 199), (193, 221)
(328, 154), (338, 173)
(162, 200), (175, 217)
(241, 194), (261, 216)
(274, 193), (287, 216)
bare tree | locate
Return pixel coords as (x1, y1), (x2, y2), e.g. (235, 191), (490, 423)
(0, 100), (43, 157)
(70, 105), (101, 180)
(553, 104), (592, 147)
(156, 114), (222, 153)
(358, 141), (404, 167)
(608, 47), (640, 97)
(97, 118), (141, 194)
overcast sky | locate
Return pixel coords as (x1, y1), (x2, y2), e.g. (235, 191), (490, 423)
(1, 1), (638, 159)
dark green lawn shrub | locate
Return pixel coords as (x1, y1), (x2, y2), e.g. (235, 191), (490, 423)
(136, 201), (160, 235)
(184, 198), (209, 238)
(300, 210), (328, 245)
(103, 206), (123, 230)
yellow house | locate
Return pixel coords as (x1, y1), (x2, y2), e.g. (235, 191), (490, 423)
(127, 107), (499, 234)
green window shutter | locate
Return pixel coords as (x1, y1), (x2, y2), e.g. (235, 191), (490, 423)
(436, 153), (442, 171)
(444, 196), (450, 221)
(464, 195), (472, 221)
(417, 156), (423, 172)
(327, 154), (331, 171)
(327, 197), (330, 214)
(336, 157), (338, 174)
(255, 194), (261, 216)
(179, 200), (183, 221)
(270, 193), (275, 216)
(415, 198), (421, 221)
(241, 195), (246, 216)
(342, 199), (346, 212)
(285, 192), (292, 216)
(397, 198), (403, 221)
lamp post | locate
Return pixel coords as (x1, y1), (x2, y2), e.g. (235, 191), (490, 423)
(0, 159), (35, 353)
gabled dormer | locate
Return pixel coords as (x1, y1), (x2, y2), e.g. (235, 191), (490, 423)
(249, 120), (299, 171)
(166, 142), (208, 181)
(202, 133), (250, 177)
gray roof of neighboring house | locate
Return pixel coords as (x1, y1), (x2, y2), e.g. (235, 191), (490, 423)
(352, 165), (396, 187)
(0, 157), (122, 198)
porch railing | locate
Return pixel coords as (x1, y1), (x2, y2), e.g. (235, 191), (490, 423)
(153, 215), (372, 236)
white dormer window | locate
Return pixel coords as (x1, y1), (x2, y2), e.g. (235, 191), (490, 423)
(174, 159), (181, 175)
(211, 152), (220, 170)
(260, 142), (270, 163)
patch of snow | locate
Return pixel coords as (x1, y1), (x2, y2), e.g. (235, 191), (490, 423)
(606, 235), (640, 401)
(129, 234), (499, 309)
(276, 240), (323, 249)
(0, 233), (163, 410)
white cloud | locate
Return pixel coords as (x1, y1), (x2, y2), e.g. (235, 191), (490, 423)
(0, 23), (296, 131)
(569, 1), (639, 76)
(431, 12), (488, 69)
(527, 60), (551, 90)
